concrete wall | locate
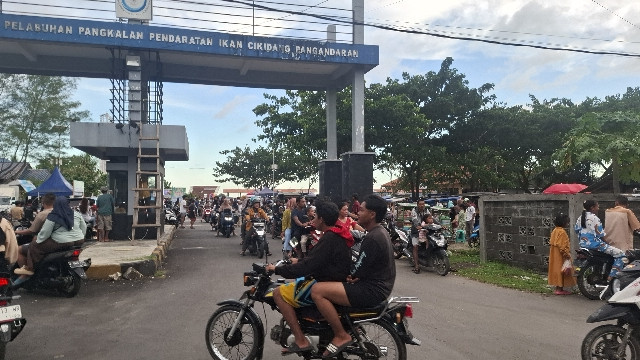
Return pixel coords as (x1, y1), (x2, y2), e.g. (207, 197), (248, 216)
(479, 194), (640, 272)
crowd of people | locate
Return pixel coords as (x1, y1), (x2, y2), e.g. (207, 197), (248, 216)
(547, 196), (640, 295)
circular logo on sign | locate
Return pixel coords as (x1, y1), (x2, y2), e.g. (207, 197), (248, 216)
(121, 0), (147, 13)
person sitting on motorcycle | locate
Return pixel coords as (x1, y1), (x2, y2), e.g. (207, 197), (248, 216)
(310, 194), (396, 358)
(217, 198), (234, 235)
(575, 199), (626, 280)
(15, 193), (56, 265)
(241, 198), (271, 256)
(265, 200), (353, 355)
(418, 213), (435, 243)
(0, 217), (19, 267)
(14, 196), (86, 280)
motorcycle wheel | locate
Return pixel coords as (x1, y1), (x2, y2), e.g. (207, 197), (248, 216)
(256, 237), (264, 259)
(205, 305), (260, 360)
(60, 274), (81, 298)
(578, 263), (605, 300)
(357, 320), (407, 360)
(433, 250), (450, 276)
(581, 324), (640, 360)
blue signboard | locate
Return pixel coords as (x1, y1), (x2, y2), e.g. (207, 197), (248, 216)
(1, 14), (378, 65)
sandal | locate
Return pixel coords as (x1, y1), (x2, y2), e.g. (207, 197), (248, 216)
(412, 267), (421, 274)
(322, 340), (355, 358)
(281, 343), (314, 356)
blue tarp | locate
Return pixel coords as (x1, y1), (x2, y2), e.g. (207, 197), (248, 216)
(27, 166), (73, 197)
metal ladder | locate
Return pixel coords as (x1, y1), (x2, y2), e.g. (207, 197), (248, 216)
(131, 122), (163, 241)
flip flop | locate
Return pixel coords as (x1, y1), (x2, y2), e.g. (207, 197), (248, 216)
(412, 267), (421, 274)
(322, 340), (354, 358)
(281, 343), (314, 356)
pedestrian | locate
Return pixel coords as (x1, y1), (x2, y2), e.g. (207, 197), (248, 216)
(349, 193), (360, 220)
(9, 201), (24, 227)
(464, 198), (476, 246)
(96, 186), (115, 242)
(410, 199), (430, 274)
(575, 199), (626, 280)
(281, 198), (296, 258)
(604, 195), (640, 251)
(548, 213), (576, 295)
(188, 199), (197, 229)
(179, 195), (187, 228)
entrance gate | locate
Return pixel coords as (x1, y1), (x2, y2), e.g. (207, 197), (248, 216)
(0, 1), (379, 239)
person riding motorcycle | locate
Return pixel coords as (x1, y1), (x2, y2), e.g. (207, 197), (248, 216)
(241, 198), (272, 256)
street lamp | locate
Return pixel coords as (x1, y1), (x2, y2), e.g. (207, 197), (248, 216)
(271, 149), (277, 188)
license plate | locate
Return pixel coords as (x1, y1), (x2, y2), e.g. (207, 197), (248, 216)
(0, 305), (21, 322)
(68, 260), (87, 268)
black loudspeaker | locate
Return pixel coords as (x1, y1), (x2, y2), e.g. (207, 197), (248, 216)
(110, 214), (132, 240)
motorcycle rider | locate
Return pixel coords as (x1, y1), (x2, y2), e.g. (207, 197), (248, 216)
(310, 194), (396, 358)
(575, 199), (626, 280)
(604, 195), (640, 251)
(241, 198), (272, 256)
(265, 200), (353, 355)
(410, 199), (430, 274)
(291, 197), (310, 258)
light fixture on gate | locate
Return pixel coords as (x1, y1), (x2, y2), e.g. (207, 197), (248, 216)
(126, 55), (141, 68)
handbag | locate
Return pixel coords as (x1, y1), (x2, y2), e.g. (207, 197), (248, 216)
(561, 259), (572, 275)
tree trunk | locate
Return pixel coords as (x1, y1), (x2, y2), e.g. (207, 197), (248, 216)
(612, 156), (621, 194)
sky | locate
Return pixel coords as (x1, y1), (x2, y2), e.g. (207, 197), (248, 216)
(36, 0), (640, 191)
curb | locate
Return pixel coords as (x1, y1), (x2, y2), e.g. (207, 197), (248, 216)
(85, 225), (177, 280)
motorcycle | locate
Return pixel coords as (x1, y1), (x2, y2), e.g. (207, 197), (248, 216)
(11, 246), (91, 297)
(218, 209), (235, 238)
(574, 248), (615, 300)
(165, 208), (178, 227)
(0, 258), (26, 359)
(84, 220), (95, 241)
(203, 208), (212, 223)
(271, 211), (283, 239)
(204, 261), (420, 360)
(382, 220), (410, 259)
(13, 220), (32, 246)
(243, 218), (267, 258)
(468, 224), (480, 247)
(402, 224), (450, 276)
(593, 249), (640, 301)
(581, 273), (640, 359)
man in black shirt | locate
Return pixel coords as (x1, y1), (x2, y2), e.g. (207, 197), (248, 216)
(310, 194), (396, 358)
(266, 200), (352, 355)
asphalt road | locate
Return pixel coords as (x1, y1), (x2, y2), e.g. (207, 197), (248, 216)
(9, 221), (604, 359)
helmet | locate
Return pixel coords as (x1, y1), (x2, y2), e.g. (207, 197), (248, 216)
(251, 196), (261, 204)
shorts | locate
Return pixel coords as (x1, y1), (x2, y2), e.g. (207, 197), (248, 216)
(411, 236), (420, 246)
(279, 278), (317, 308)
(343, 281), (388, 309)
(96, 214), (113, 231)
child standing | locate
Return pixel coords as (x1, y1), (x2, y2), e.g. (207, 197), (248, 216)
(548, 213), (576, 295)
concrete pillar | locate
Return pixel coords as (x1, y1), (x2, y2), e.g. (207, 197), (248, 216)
(326, 25), (338, 160)
(352, 0), (365, 153)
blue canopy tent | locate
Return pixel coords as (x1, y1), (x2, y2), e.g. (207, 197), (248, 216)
(27, 166), (73, 197)
(256, 187), (277, 196)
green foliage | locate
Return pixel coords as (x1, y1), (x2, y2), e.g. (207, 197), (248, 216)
(0, 75), (89, 175)
(37, 154), (107, 196)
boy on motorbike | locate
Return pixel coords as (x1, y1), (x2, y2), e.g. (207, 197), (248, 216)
(266, 200), (353, 355)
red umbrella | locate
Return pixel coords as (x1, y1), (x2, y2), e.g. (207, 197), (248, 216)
(542, 183), (587, 194)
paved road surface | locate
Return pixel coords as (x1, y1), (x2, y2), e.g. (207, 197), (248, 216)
(9, 222), (602, 359)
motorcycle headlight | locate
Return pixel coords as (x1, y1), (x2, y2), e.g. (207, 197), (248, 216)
(435, 236), (446, 247)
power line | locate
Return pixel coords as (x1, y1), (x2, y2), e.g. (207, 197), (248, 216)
(589, 0), (640, 32)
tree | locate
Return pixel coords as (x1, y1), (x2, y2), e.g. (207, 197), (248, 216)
(37, 154), (107, 196)
(555, 111), (640, 193)
(0, 75), (89, 179)
(212, 145), (300, 190)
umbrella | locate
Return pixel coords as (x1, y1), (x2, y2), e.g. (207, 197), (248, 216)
(542, 183), (587, 194)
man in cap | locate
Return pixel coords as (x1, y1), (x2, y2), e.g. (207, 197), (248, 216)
(96, 186), (115, 242)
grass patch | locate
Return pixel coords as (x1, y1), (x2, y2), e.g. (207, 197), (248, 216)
(154, 269), (166, 278)
(450, 248), (551, 294)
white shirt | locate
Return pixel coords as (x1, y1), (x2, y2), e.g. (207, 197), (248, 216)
(465, 205), (476, 222)
(180, 199), (187, 214)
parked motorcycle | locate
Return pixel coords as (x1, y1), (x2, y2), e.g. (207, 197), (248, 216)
(271, 212), (283, 239)
(11, 246), (91, 297)
(205, 261), (420, 360)
(164, 208), (178, 227)
(574, 248), (616, 300)
(243, 218), (267, 258)
(402, 224), (450, 276)
(218, 209), (235, 238)
(581, 273), (640, 359)
(0, 258), (25, 359)
(382, 220), (411, 259)
(468, 224), (480, 247)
